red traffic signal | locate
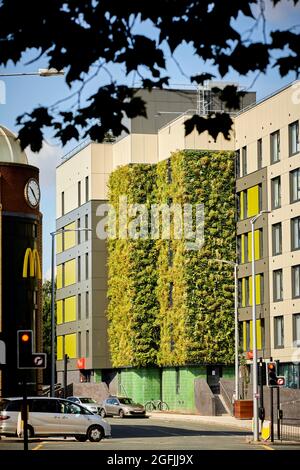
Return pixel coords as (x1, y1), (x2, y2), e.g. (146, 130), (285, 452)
(17, 330), (33, 369)
(267, 361), (278, 387)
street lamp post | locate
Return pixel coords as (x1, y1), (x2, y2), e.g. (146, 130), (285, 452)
(0, 68), (64, 77)
(213, 259), (239, 401)
(250, 210), (270, 441)
(50, 227), (92, 398)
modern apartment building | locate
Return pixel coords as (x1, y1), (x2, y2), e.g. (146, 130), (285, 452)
(55, 86), (256, 390)
(235, 82), (300, 388)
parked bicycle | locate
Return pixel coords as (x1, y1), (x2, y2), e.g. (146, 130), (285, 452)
(144, 399), (169, 412)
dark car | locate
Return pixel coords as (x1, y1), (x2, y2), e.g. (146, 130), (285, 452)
(99, 396), (146, 418)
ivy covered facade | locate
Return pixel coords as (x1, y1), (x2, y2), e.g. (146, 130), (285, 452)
(108, 150), (236, 369)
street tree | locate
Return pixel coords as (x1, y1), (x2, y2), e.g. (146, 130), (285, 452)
(0, 0), (299, 151)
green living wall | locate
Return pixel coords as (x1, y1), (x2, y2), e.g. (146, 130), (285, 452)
(156, 150), (236, 366)
(107, 164), (159, 367)
(108, 150), (236, 368)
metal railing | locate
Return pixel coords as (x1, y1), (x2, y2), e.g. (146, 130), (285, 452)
(280, 418), (300, 442)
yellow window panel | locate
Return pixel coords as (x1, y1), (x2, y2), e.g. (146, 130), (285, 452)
(56, 232), (63, 254)
(240, 191), (244, 220)
(248, 232), (252, 263)
(64, 296), (76, 322)
(65, 333), (77, 359)
(57, 300), (63, 325)
(57, 336), (63, 361)
(255, 230), (261, 260)
(256, 274), (261, 305)
(256, 319), (262, 350)
(247, 185), (259, 218)
(250, 320), (253, 350)
(64, 222), (76, 250)
(56, 264), (63, 289)
(243, 321), (247, 352)
(247, 230), (260, 262)
(249, 276), (253, 306)
(241, 235), (245, 263)
(242, 278), (246, 307)
(64, 259), (76, 286)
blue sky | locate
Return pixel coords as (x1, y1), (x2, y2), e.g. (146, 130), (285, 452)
(0, 0), (299, 278)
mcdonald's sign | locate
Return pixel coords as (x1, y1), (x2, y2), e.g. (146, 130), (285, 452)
(22, 248), (42, 280)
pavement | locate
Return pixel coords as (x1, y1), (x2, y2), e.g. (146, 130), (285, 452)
(147, 411), (253, 430)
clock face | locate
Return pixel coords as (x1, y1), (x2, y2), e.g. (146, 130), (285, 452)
(25, 178), (40, 208)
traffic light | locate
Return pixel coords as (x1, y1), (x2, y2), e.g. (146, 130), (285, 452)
(267, 361), (285, 387)
(17, 330), (33, 369)
(17, 330), (47, 369)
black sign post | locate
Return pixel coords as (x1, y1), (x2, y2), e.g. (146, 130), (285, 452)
(22, 379), (28, 451)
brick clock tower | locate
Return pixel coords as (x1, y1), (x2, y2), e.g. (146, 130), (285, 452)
(0, 125), (43, 397)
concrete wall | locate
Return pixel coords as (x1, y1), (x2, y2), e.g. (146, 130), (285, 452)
(194, 378), (216, 416)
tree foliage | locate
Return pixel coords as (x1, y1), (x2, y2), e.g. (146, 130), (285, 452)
(0, 0), (299, 151)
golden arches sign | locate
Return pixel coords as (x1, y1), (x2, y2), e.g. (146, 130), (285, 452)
(22, 248), (42, 280)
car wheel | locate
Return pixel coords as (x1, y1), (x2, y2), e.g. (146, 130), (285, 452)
(75, 435), (88, 442)
(100, 408), (106, 418)
(87, 425), (103, 442)
(20, 425), (34, 438)
(119, 409), (125, 418)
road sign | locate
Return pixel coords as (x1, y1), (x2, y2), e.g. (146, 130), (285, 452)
(32, 354), (47, 369)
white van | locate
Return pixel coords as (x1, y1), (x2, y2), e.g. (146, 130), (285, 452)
(0, 397), (111, 442)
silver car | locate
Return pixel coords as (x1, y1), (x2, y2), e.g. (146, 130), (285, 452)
(0, 397), (111, 442)
(99, 396), (146, 418)
(67, 396), (101, 414)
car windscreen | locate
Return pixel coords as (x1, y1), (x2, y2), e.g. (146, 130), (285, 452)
(1, 399), (22, 412)
(119, 398), (133, 405)
(61, 400), (93, 415)
(80, 398), (97, 404)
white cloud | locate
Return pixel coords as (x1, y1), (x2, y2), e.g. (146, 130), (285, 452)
(27, 141), (61, 191)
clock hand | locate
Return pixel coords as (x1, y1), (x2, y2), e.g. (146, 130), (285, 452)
(30, 187), (38, 204)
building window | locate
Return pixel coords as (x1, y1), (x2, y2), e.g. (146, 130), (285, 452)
(78, 181), (81, 207)
(291, 216), (300, 251)
(271, 176), (281, 209)
(77, 218), (81, 244)
(270, 130), (280, 163)
(61, 191), (65, 216)
(78, 293), (81, 320)
(293, 313), (300, 347)
(78, 256), (81, 282)
(175, 368), (180, 395)
(273, 269), (283, 302)
(290, 168), (300, 203)
(272, 223), (282, 256)
(246, 321), (250, 351)
(167, 158), (172, 183)
(86, 291), (89, 318)
(274, 316), (284, 348)
(289, 121), (299, 156)
(85, 176), (89, 202)
(85, 214), (89, 241)
(85, 253), (89, 279)
(242, 146), (247, 176)
(168, 282), (173, 307)
(235, 150), (240, 178)
(86, 330), (89, 357)
(257, 138), (262, 170)
(292, 265), (300, 299)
